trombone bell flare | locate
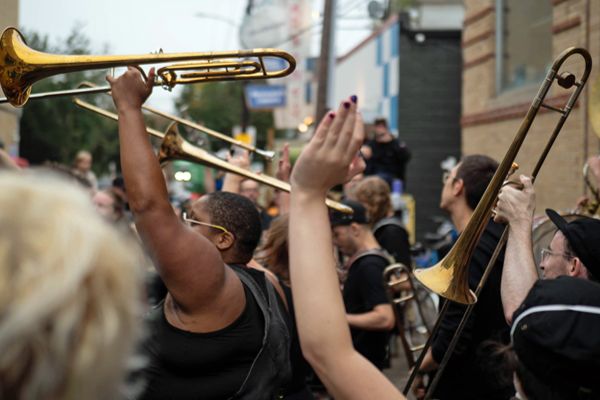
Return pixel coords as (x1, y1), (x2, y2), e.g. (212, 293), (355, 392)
(414, 260), (477, 305)
(414, 48), (591, 307)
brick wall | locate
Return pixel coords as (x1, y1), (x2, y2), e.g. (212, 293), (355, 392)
(462, 0), (600, 214)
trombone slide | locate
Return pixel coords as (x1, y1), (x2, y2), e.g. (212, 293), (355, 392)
(73, 98), (351, 214)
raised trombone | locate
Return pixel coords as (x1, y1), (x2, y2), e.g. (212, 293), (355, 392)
(404, 47), (592, 399)
(76, 81), (276, 160)
(0, 27), (295, 107)
(73, 98), (351, 214)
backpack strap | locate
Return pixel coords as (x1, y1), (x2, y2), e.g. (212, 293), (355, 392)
(346, 248), (394, 269)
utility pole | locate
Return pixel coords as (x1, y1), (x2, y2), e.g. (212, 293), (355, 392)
(315, 0), (336, 124)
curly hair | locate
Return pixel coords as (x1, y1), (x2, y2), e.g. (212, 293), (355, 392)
(352, 176), (392, 226)
(0, 172), (144, 400)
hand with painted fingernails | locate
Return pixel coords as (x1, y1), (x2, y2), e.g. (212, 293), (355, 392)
(291, 95), (364, 196)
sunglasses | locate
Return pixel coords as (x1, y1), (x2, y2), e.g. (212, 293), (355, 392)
(182, 211), (230, 235)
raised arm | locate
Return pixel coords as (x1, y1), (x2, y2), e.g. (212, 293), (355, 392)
(493, 175), (538, 324)
(221, 148), (250, 193)
(289, 98), (404, 400)
(107, 68), (226, 311)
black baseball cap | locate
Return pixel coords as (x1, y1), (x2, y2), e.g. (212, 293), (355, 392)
(329, 200), (368, 226)
(511, 276), (600, 395)
(545, 209), (600, 280)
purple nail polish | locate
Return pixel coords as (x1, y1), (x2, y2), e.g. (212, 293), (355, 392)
(329, 112), (335, 119)
(350, 95), (357, 103)
(343, 101), (350, 109)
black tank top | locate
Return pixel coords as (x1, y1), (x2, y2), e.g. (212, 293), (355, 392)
(138, 265), (291, 400)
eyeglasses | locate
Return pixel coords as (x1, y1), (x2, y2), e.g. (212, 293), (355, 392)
(540, 248), (573, 262)
(442, 171), (458, 184)
(182, 212), (230, 235)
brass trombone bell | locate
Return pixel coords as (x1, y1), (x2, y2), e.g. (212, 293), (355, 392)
(413, 47), (592, 305)
(73, 98), (352, 214)
(144, 104), (276, 160)
(76, 81), (275, 160)
(0, 27), (296, 107)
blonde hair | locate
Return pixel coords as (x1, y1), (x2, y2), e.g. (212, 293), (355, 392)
(352, 176), (392, 226)
(0, 171), (144, 400)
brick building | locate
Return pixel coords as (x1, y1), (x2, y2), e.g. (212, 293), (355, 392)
(0, 0), (21, 154)
(461, 0), (600, 213)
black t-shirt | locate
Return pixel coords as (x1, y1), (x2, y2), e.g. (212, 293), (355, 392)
(138, 266), (292, 400)
(364, 139), (411, 183)
(430, 220), (513, 400)
(343, 254), (391, 369)
(374, 221), (411, 267)
(139, 283), (264, 400)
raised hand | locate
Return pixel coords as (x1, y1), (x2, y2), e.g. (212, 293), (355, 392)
(227, 148), (251, 170)
(494, 175), (535, 226)
(291, 96), (365, 196)
(106, 66), (155, 112)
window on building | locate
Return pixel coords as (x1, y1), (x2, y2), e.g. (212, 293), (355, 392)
(496, 0), (552, 92)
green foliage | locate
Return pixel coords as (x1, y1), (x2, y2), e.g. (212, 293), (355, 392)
(389, 0), (417, 13)
(18, 26), (118, 173)
(175, 81), (274, 152)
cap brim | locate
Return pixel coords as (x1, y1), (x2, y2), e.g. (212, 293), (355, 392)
(546, 209), (570, 236)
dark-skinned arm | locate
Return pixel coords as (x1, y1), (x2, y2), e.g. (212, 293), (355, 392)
(107, 68), (231, 312)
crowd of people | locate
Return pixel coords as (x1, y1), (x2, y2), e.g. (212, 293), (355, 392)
(1, 65), (600, 400)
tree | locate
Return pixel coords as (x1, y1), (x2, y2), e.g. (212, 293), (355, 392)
(18, 26), (118, 174)
(175, 81), (274, 153)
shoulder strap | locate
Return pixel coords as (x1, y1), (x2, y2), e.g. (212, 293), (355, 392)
(229, 266), (270, 399)
(228, 265), (291, 400)
(347, 248), (394, 267)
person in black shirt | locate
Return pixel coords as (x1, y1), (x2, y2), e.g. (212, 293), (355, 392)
(362, 118), (411, 188)
(412, 155), (514, 400)
(107, 68), (291, 400)
(330, 199), (395, 370)
(509, 277), (600, 399)
(494, 174), (600, 324)
(352, 176), (411, 267)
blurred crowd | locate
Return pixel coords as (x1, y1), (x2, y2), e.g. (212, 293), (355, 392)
(1, 67), (600, 400)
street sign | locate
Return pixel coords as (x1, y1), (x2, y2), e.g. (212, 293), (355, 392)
(245, 84), (287, 110)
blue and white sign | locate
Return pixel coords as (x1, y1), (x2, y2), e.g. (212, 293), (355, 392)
(245, 84), (287, 109)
